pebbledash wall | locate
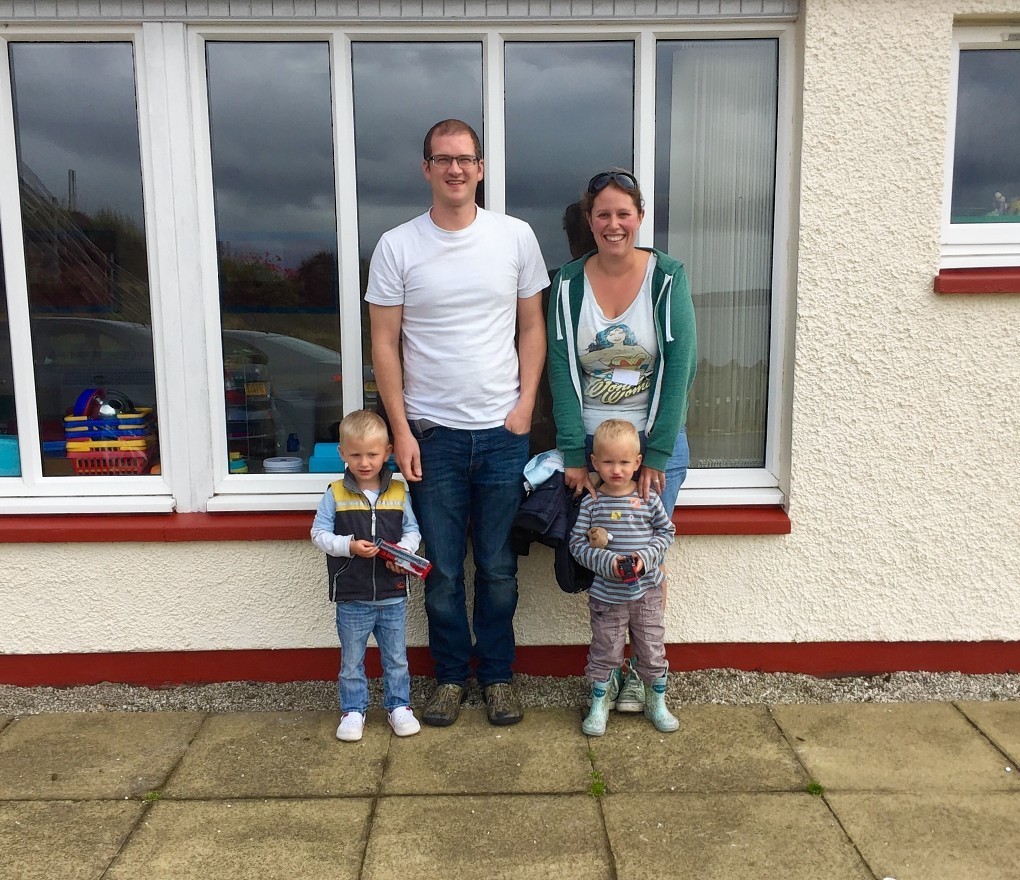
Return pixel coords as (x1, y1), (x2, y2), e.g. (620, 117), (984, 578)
(2, 0), (1020, 685)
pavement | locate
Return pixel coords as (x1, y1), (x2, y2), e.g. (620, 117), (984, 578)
(1, 701), (1019, 879)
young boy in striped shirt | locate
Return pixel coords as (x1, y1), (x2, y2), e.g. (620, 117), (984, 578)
(569, 418), (677, 736)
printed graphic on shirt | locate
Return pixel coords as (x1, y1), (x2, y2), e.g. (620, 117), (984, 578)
(579, 322), (653, 405)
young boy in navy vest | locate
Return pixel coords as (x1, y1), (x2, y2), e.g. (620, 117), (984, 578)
(311, 410), (422, 742)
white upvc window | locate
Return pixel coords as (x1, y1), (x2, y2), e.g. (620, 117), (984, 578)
(0, 20), (796, 514)
(942, 26), (1020, 270)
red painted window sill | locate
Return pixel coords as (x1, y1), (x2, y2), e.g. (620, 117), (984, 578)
(934, 267), (1020, 294)
(0, 506), (790, 543)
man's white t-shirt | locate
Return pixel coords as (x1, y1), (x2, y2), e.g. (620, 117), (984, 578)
(365, 208), (548, 430)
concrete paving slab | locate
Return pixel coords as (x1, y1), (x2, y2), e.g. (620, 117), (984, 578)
(956, 700), (1020, 766)
(604, 791), (872, 880)
(771, 702), (1020, 791)
(363, 794), (612, 879)
(590, 705), (808, 793)
(0, 800), (143, 880)
(828, 792), (1020, 880)
(164, 710), (385, 798)
(104, 798), (371, 880)
(0, 712), (205, 799)
(382, 707), (593, 795)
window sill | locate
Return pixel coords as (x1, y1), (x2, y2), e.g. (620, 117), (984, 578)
(934, 266), (1020, 294)
(0, 506), (791, 542)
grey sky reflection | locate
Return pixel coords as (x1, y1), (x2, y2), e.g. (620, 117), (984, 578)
(352, 42), (482, 265)
(505, 42), (634, 270)
(953, 50), (1020, 217)
(10, 42), (144, 225)
(206, 41), (337, 266)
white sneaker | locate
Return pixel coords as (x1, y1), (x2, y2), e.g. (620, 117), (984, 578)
(387, 706), (421, 737)
(336, 711), (365, 742)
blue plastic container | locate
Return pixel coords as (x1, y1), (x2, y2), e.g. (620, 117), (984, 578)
(0, 435), (21, 477)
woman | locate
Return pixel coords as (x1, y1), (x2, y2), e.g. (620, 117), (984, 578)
(547, 169), (697, 712)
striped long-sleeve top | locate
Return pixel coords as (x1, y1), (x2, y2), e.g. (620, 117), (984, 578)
(568, 489), (675, 604)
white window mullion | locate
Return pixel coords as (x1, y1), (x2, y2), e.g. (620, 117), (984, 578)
(139, 21), (213, 512)
(188, 29), (236, 498)
(482, 32), (506, 214)
(0, 36), (44, 492)
(333, 31), (364, 416)
(635, 28), (656, 247)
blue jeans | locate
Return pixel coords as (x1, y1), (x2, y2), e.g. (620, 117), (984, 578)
(408, 423), (529, 687)
(336, 599), (411, 714)
(584, 426), (689, 513)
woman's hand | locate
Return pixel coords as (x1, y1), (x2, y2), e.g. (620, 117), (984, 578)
(564, 466), (598, 501)
(638, 467), (666, 503)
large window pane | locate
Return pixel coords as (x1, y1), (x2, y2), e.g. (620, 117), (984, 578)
(10, 42), (158, 477)
(655, 39), (778, 469)
(951, 49), (1020, 223)
(505, 41), (633, 453)
(351, 41), (482, 409)
(206, 42), (341, 473)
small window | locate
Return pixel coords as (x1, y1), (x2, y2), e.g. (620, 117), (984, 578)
(943, 28), (1020, 268)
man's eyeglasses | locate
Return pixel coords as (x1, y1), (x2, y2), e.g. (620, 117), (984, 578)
(427, 155), (480, 168)
(587, 171), (639, 195)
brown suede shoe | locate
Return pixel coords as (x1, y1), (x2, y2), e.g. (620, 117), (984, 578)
(483, 682), (523, 726)
(422, 683), (467, 727)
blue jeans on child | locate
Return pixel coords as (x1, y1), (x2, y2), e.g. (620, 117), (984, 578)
(408, 423), (529, 687)
(336, 599), (411, 714)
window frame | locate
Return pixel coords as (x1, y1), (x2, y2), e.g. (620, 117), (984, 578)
(941, 26), (1020, 270)
(0, 20), (796, 515)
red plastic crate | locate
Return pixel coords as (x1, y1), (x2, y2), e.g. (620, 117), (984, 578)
(67, 449), (154, 475)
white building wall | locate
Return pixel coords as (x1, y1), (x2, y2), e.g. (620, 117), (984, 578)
(3, 0), (1020, 656)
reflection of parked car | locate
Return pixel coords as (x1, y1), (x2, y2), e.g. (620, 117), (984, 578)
(0, 317), (343, 444)
(223, 329), (342, 442)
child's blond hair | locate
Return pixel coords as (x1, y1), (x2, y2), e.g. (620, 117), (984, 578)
(338, 410), (390, 446)
(592, 418), (641, 454)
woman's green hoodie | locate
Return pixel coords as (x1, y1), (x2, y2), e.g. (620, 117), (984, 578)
(546, 248), (697, 472)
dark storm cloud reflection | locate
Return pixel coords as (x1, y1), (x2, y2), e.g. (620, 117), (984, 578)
(351, 42), (482, 261)
(504, 42), (634, 269)
(206, 41), (337, 261)
(10, 42), (145, 223)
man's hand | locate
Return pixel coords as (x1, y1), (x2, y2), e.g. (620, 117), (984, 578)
(392, 431), (422, 482)
(504, 401), (533, 436)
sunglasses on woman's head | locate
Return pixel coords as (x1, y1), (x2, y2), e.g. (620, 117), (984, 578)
(587, 171), (640, 195)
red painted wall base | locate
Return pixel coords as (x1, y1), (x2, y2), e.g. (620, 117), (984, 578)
(1, 642), (1018, 687)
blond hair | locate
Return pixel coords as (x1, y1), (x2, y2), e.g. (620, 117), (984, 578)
(592, 418), (640, 454)
(338, 410), (390, 446)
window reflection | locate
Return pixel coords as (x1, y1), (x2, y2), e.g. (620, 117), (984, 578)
(505, 42), (633, 273)
(655, 40), (778, 470)
(351, 41), (482, 410)
(952, 49), (1020, 223)
(206, 42), (341, 472)
(9, 42), (158, 477)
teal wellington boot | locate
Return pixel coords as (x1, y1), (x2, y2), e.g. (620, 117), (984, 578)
(643, 672), (679, 732)
(582, 675), (616, 736)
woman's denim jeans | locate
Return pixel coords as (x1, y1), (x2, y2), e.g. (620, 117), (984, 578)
(336, 599), (411, 714)
(408, 423), (529, 687)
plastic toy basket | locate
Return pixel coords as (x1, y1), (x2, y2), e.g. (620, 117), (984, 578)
(67, 449), (154, 475)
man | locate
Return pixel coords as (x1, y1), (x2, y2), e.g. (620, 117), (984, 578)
(366, 119), (548, 727)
